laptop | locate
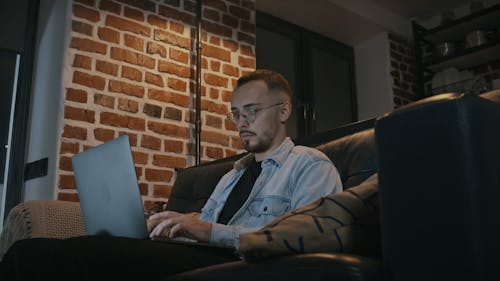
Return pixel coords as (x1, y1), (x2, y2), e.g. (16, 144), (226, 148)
(72, 135), (236, 252)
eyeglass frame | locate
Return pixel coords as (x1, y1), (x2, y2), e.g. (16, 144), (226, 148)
(226, 102), (284, 125)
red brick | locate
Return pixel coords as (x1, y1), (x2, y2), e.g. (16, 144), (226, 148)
(124, 34), (144, 51)
(222, 14), (238, 28)
(64, 105), (95, 123)
(70, 37), (107, 54)
(74, 0), (95, 7)
(96, 60), (119, 76)
(132, 151), (149, 165)
(241, 20), (255, 34)
(223, 64), (239, 77)
(206, 146), (223, 159)
(60, 141), (80, 154)
(238, 55), (255, 68)
(73, 71), (106, 90)
(153, 154), (186, 168)
(59, 174), (77, 189)
(238, 32), (255, 45)
(59, 156), (73, 171)
(209, 36), (221, 46)
(148, 121), (189, 138)
(153, 185), (172, 198)
(210, 60), (221, 72)
(240, 44), (254, 56)
(148, 89), (189, 107)
(205, 0), (227, 12)
(201, 130), (229, 146)
(121, 65), (143, 82)
(225, 148), (238, 157)
(225, 119), (237, 131)
(158, 60), (190, 78)
(93, 128), (114, 142)
(99, 0), (121, 14)
(206, 114), (222, 128)
(109, 79), (145, 97)
(72, 20), (93, 36)
(66, 88), (87, 103)
(145, 72), (164, 87)
(158, 5), (195, 25)
(204, 73), (228, 87)
(201, 99), (228, 114)
(221, 90), (232, 102)
(202, 44), (230, 62)
(169, 21), (184, 34)
(202, 20), (232, 38)
(241, 0), (254, 9)
(73, 4), (100, 22)
(57, 192), (79, 202)
(164, 107), (182, 121)
(139, 183), (149, 196)
(222, 39), (238, 52)
(209, 88), (219, 99)
(231, 136), (244, 149)
(169, 48), (189, 64)
(154, 30), (190, 49)
(105, 14), (151, 36)
(229, 5), (250, 20)
(147, 42), (167, 57)
(136, 166), (143, 178)
(147, 14), (167, 29)
(164, 139), (183, 153)
(110, 47), (155, 69)
(100, 112), (145, 131)
(118, 98), (139, 113)
(141, 135), (162, 150)
(97, 27), (120, 44)
(168, 77), (187, 92)
(63, 125), (87, 140)
(124, 6), (144, 22)
(94, 93), (115, 108)
(204, 8), (220, 22)
(145, 168), (173, 182)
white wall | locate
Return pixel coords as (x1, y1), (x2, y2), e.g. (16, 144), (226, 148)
(23, 0), (71, 201)
(354, 32), (393, 120)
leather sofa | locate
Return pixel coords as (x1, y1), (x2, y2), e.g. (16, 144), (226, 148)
(1, 90), (499, 281)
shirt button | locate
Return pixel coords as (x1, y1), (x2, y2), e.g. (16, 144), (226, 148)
(263, 206), (268, 211)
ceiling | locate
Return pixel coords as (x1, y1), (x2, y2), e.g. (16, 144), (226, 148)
(255, 0), (477, 45)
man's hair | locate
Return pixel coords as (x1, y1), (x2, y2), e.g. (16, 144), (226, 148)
(235, 69), (292, 99)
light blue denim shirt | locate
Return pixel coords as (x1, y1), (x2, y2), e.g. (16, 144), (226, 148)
(199, 137), (343, 248)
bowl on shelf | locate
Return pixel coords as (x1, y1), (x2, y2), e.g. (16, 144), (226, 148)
(465, 30), (487, 48)
(434, 42), (455, 57)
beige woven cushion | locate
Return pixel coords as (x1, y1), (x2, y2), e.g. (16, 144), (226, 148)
(238, 174), (380, 261)
(0, 200), (86, 259)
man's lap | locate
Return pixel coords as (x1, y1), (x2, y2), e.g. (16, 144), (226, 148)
(0, 235), (239, 281)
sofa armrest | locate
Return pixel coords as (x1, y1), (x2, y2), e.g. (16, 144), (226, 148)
(0, 200), (85, 259)
(165, 253), (382, 281)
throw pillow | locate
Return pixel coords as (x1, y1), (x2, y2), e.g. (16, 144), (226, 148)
(238, 173), (380, 261)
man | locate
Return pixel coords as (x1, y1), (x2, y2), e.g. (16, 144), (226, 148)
(147, 69), (343, 248)
(0, 69), (342, 280)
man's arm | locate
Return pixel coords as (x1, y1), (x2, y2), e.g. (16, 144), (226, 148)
(148, 211), (211, 242)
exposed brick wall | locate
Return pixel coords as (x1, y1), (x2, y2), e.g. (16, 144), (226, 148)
(57, 0), (255, 210)
(388, 33), (421, 108)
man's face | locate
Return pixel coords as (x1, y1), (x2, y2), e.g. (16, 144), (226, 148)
(230, 80), (284, 154)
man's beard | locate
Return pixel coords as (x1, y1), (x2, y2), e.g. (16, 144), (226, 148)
(242, 131), (274, 153)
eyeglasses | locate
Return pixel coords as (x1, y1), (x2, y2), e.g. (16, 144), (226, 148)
(226, 102), (283, 125)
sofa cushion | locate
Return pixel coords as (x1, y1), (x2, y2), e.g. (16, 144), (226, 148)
(316, 129), (377, 189)
(238, 174), (380, 261)
(166, 161), (234, 213)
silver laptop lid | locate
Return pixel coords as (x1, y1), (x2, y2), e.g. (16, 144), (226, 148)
(72, 135), (148, 239)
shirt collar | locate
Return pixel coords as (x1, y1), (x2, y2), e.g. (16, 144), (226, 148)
(233, 137), (294, 170)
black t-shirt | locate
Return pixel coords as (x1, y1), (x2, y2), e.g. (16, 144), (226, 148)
(216, 159), (262, 225)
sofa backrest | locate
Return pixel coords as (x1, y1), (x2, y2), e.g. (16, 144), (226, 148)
(167, 127), (377, 213)
(316, 128), (376, 189)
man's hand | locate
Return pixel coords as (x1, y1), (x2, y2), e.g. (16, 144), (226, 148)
(147, 211), (211, 242)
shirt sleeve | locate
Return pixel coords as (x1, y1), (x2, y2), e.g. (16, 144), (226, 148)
(210, 223), (260, 248)
(290, 158), (343, 209)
